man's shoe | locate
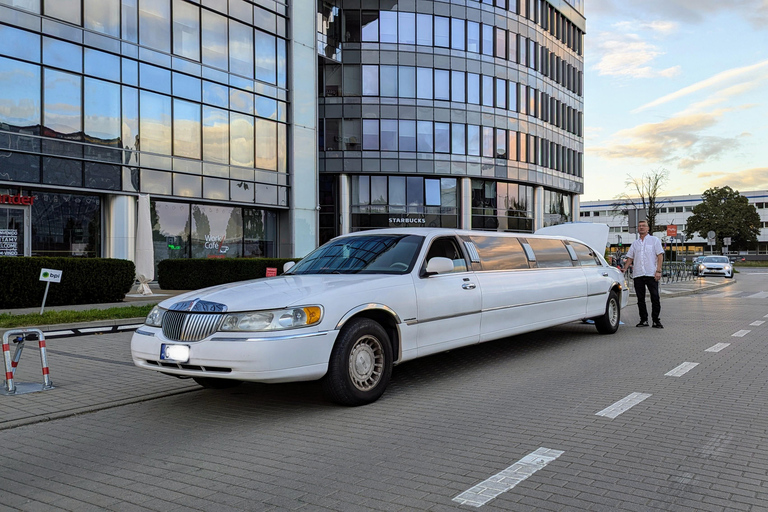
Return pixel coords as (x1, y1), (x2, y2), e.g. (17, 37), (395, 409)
(636, 321), (649, 327)
(652, 322), (664, 329)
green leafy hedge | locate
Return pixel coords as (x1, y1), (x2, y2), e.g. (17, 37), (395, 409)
(0, 257), (135, 309)
(157, 258), (300, 290)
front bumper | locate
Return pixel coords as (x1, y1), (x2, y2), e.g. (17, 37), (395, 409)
(130, 327), (339, 383)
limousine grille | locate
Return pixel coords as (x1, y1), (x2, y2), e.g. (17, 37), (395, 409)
(162, 311), (224, 342)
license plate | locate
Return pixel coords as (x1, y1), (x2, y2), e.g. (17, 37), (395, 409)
(160, 343), (190, 363)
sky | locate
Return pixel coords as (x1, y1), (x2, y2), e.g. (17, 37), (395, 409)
(582, 0), (768, 201)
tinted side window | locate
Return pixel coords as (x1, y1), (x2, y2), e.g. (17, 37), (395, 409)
(526, 238), (574, 268)
(470, 236), (530, 270)
(569, 242), (600, 266)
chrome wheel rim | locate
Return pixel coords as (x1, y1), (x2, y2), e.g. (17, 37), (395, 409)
(348, 335), (384, 391)
(608, 298), (619, 326)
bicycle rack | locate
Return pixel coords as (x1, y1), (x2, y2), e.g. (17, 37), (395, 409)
(2, 328), (54, 395)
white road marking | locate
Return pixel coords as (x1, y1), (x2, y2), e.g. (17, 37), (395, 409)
(453, 448), (564, 507)
(705, 343), (730, 353)
(750, 320), (765, 326)
(595, 392), (652, 419)
(707, 291), (740, 298)
(732, 330), (751, 337)
(747, 292), (768, 299)
(665, 362), (699, 377)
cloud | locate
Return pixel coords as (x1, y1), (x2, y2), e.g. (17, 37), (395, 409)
(633, 59), (768, 112)
(588, 109), (749, 169)
(590, 31), (681, 79)
(699, 167), (768, 190)
(589, 0), (768, 28)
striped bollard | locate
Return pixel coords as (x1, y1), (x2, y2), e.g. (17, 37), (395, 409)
(38, 334), (53, 390)
(2, 336), (15, 394)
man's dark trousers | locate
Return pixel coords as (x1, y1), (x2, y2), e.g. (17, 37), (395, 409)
(634, 276), (661, 323)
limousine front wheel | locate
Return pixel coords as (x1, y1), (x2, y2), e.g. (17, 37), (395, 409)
(594, 290), (621, 335)
(323, 318), (393, 406)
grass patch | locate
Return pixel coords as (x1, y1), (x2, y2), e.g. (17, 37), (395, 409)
(0, 304), (155, 329)
(734, 260), (768, 267)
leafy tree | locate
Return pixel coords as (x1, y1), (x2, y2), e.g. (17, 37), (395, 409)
(612, 168), (669, 234)
(684, 186), (760, 251)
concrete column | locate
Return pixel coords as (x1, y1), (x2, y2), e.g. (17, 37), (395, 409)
(287, 0), (318, 257)
(104, 194), (136, 261)
(461, 177), (472, 229)
(339, 174), (351, 235)
(534, 185), (545, 231)
(572, 194), (580, 221)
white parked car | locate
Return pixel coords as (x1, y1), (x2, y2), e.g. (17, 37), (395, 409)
(131, 228), (629, 406)
(696, 255), (734, 278)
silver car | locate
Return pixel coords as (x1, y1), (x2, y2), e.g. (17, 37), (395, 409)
(697, 256), (734, 278)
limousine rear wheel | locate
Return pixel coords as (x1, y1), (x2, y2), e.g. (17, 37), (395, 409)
(594, 289), (621, 335)
(323, 318), (393, 406)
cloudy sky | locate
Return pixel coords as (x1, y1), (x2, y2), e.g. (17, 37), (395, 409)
(583, 0), (768, 201)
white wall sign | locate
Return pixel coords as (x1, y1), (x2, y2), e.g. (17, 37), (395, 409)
(39, 268), (63, 283)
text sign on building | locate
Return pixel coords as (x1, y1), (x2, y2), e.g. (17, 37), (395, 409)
(388, 215), (426, 227)
(0, 229), (19, 256)
(39, 268), (63, 283)
(666, 225), (677, 237)
(0, 193), (34, 205)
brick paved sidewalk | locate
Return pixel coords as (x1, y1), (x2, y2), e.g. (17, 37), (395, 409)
(0, 278), (733, 431)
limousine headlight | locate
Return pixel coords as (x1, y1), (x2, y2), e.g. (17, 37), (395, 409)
(145, 306), (166, 327)
(219, 306), (323, 332)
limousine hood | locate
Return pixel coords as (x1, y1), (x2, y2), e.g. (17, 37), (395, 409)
(157, 274), (402, 312)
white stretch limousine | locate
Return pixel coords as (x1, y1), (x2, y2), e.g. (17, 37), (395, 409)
(131, 228), (628, 405)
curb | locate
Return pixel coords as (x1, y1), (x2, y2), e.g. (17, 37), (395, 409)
(0, 317), (147, 339)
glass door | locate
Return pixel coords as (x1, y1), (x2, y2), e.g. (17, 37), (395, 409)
(0, 206), (30, 257)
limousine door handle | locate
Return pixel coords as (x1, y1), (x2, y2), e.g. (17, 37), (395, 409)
(602, 271), (609, 277)
(462, 282), (477, 290)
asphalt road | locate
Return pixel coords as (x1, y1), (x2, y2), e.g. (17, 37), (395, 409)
(1, 272), (767, 511)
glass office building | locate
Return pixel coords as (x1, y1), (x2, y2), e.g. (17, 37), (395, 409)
(0, 0), (321, 268)
(317, 0), (584, 244)
(0, 0), (584, 266)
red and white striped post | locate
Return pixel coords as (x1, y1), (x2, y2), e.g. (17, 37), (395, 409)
(2, 335), (14, 394)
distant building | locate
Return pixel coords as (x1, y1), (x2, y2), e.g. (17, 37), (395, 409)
(580, 191), (768, 257)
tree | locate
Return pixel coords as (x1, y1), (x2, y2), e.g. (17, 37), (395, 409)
(684, 186), (760, 251)
(612, 168), (669, 234)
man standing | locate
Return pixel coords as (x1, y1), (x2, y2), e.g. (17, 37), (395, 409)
(624, 220), (665, 328)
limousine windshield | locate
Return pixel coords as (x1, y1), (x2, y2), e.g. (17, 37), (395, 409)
(286, 234), (424, 274)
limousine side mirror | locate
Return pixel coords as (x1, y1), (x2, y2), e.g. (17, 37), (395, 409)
(283, 261), (296, 273)
(425, 257), (454, 276)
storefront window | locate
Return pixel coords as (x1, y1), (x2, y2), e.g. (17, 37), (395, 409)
(244, 208), (277, 257)
(151, 200), (190, 267)
(31, 191), (101, 257)
(191, 205), (243, 259)
(472, 179), (533, 232)
(350, 175), (458, 230)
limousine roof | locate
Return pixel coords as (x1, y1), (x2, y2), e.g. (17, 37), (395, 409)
(337, 227), (604, 253)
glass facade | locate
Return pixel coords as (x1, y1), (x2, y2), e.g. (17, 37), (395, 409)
(0, 0), (286, 259)
(318, 0), (584, 240)
(152, 200), (277, 268)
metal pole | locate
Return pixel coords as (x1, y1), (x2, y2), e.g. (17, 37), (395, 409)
(40, 281), (50, 315)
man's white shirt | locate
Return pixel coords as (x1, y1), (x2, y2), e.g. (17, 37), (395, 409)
(626, 235), (663, 277)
